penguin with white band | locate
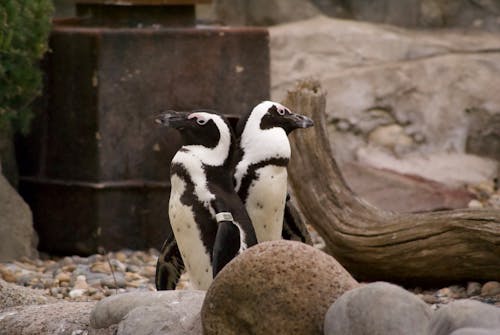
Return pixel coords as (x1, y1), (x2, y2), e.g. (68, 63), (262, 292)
(155, 110), (257, 290)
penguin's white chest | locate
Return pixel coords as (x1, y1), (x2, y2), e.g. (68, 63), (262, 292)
(245, 165), (287, 242)
(169, 174), (213, 290)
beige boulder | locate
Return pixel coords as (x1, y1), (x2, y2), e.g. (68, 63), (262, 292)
(201, 240), (358, 335)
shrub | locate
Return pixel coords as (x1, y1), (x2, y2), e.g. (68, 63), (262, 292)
(0, 0), (53, 134)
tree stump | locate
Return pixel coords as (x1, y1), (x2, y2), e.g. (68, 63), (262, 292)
(284, 80), (500, 286)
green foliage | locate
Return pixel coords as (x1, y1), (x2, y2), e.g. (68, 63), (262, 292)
(0, 0), (53, 134)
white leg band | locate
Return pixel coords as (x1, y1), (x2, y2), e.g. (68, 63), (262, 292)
(215, 212), (234, 223)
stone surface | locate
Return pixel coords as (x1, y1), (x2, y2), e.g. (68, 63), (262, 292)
(212, 0), (320, 26)
(450, 328), (500, 335)
(356, 149), (498, 188)
(0, 301), (116, 335)
(201, 240), (358, 335)
(209, 0), (500, 31)
(466, 108), (500, 162)
(315, 0), (500, 32)
(324, 281), (432, 335)
(342, 161), (473, 212)
(270, 16), (500, 166)
(429, 300), (500, 335)
(0, 172), (38, 261)
(91, 290), (205, 329)
(481, 281), (500, 296)
(0, 278), (57, 309)
(116, 302), (202, 335)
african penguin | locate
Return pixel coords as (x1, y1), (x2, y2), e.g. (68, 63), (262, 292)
(155, 110), (257, 290)
(234, 101), (314, 243)
(155, 102), (313, 290)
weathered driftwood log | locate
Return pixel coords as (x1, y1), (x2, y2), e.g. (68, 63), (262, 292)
(284, 80), (500, 286)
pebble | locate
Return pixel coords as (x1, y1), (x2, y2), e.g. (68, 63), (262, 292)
(0, 250), (159, 302)
(481, 281), (500, 296)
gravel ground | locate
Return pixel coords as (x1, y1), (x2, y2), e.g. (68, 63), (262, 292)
(1, 180), (498, 308)
(0, 247), (499, 309)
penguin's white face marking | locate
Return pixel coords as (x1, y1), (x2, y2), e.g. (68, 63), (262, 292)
(234, 101), (291, 191)
(172, 112), (232, 214)
(169, 174), (213, 290)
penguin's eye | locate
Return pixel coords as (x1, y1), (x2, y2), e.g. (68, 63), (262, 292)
(277, 108), (286, 116)
(196, 118), (208, 126)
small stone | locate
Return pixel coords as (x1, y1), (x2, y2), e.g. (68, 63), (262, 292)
(140, 266), (156, 278)
(55, 271), (71, 283)
(126, 264), (141, 273)
(421, 294), (440, 304)
(90, 262), (111, 274)
(69, 288), (85, 299)
(124, 272), (142, 281)
(449, 285), (467, 299)
(114, 251), (128, 263)
(73, 275), (88, 290)
(109, 259), (126, 272)
(50, 287), (60, 296)
(481, 281), (500, 296)
(0, 265), (17, 283)
(468, 199), (484, 208)
(437, 287), (452, 298)
(467, 282), (482, 296)
(100, 274), (126, 288)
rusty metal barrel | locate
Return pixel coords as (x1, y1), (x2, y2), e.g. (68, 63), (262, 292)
(18, 0), (270, 255)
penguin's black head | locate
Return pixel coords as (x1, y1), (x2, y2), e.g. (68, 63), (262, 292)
(156, 109), (232, 148)
(256, 101), (314, 135)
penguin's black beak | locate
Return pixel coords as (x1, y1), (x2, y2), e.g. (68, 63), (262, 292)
(155, 111), (190, 129)
(292, 113), (314, 129)
(282, 113), (314, 133)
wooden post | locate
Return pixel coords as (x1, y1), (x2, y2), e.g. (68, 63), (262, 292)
(284, 80), (500, 286)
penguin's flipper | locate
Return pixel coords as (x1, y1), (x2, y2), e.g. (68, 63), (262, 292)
(212, 220), (241, 278)
(155, 233), (185, 290)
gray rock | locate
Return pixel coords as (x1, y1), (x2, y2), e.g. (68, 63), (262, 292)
(202, 240), (358, 335)
(314, 0), (500, 32)
(0, 279), (56, 309)
(0, 301), (116, 335)
(0, 172), (38, 261)
(91, 290), (205, 329)
(466, 108), (500, 162)
(117, 303), (202, 335)
(271, 16), (500, 167)
(450, 328), (500, 335)
(429, 300), (500, 335)
(324, 281), (432, 335)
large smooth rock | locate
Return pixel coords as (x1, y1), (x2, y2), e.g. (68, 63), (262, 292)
(429, 300), (500, 335)
(0, 172), (38, 261)
(0, 302), (115, 335)
(91, 290), (205, 332)
(324, 282), (432, 335)
(0, 279), (57, 309)
(117, 303), (202, 335)
(271, 16), (500, 166)
(201, 240), (358, 335)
